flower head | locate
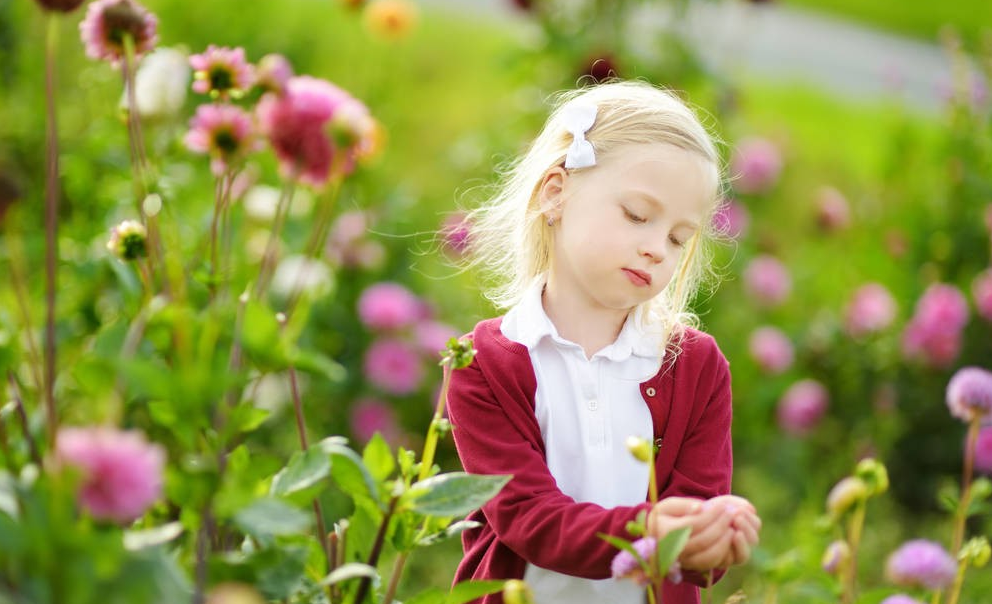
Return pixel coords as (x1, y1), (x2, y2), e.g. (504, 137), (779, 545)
(205, 583), (266, 604)
(363, 339), (424, 395)
(184, 103), (258, 176)
(441, 212), (472, 255)
(190, 45), (255, 99)
(502, 580), (535, 604)
(731, 137), (782, 195)
(748, 326), (794, 374)
(414, 321), (459, 358)
(255, 54), (294, 95)
(711, 198), (749, 239)
(80, 0), (158, 67)
(106, 219), (148, 260)
(743, 255), (791, 307)
(777, 379), (828, 436)
(816, 186), (850, 231)
(363, 0), (418, 40)
(826, 476), (868, 518)
(972, 269), (992, 323)
(625, 436), (653, 463)
(880, 597), (925, 604)
(946, 366), (992, 423)
(822, 540), (851, 575)
(121, 47), (190, 120)
(845, 283), (897, 338)
(357, 282), (423, 331)
(270, 255), (334, 299)
(350, 398), (401, 443)
(901, 283), (968, 368)
(55, 426), (165, 523)
(885, 539), (956, 590)
(611, 537), (656, 585)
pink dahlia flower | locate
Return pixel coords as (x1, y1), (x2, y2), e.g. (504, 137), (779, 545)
(610, 536), (655, 585)
(55, 426), (165, 524)
(816, 186), (851, 232)
(350, 398), (401, 443)
(255, 54), (294, 95)
(901, 283), (968, 368)
(885, 539), (956, 590)
(414, 321), (459, 358)
(711, 198), (750, 240)
(441, 212), (471, 255)
(730, 137), (782, 195)
(748, 326), (794, 374)
(743, 255), (792, 307)
(190, 45), (255, 99)
(184, 103), (258, 176)
(79, 0), (158, 67)
(946, 366), (992, 423)
(972, 269), (992, 323)
(974, 426), (992, 475)
(363, 339), (423, 395)
(357, 282), (422, 331)
(777, 379), (829, 436)
(845, 283), (897, 338)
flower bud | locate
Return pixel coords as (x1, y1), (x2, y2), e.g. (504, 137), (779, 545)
(502, 579), (534, 604)
(106, 219), (148, 260)
(205, 582), (265, 604)
(822, 540), (851, 575)
(826, 476), (868, 519)
(959, 536), (991, 568)
(625, 436), (653, 463)
(854, 458), (889, 496)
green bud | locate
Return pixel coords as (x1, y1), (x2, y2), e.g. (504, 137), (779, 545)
(821, 540), (851, 576)
(854, 458), (889, 497)
(440, 337), (476, 369)
(502, 580), (534, 604)
(433, 417), (452, 437)
(826, 476), (868, 519)
(959, 536), (991, 567)
(625, 436), (653, 463)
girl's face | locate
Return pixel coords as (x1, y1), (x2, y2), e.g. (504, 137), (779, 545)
(541, 142), (713, 316)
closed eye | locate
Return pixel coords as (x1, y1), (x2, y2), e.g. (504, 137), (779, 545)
(669, 233), (685, 247)
(622, 206), (646, 224)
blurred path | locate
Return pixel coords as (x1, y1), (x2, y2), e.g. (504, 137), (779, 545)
(421, 0), (976, 115)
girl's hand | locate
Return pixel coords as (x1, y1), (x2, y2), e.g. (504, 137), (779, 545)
(707, 495), (761, 568)
(647, 497), (735, 571)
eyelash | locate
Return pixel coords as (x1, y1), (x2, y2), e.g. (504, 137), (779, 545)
(623, 206), (686, 247)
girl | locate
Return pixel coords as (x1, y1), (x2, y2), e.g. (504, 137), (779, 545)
(446, 80), (761, 604)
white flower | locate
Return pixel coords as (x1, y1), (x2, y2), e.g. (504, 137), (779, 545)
(243, 185), (313, 221)
(270, 255), (334, 299)
(120, 47), (190, 119)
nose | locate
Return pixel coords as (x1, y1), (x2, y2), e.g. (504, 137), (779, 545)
(638, 237), (666, 264)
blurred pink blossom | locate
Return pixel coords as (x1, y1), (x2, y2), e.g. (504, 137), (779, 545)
(363, 339), (424, 395)
(946, 366), (992, 423)
(357, 282), (422, 331)
(79, 0), (158, 67)
(973, 268), (992, 322)
(441, 212), (471, 255)
(350, 398), (401, 443)
(815, 186), (850, 232)
(730, 137), (782, 195)
(743, 255), (791, 306)
(974, 426), (992, 475)
(777, 379), (829, 436)
(901, 283), (968, 368)
(55, 426), (165, 523)
(711, 199), (749, 239)
(255, 54), (293, 95)
(610, 537), (654, 585)
(189, 45), (255, 99)
(880, 596), (925, 604)
(414, 321), (459, 358)
(184, 103), (258, 176)
(845, 283), (897, 338)
(748, 326), (794, 374)
(885, 540), (956, 590)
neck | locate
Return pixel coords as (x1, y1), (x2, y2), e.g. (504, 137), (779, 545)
(541, 279), (630, 358)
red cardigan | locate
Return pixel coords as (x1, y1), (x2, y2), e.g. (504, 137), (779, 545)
(446, 317), (734, 604)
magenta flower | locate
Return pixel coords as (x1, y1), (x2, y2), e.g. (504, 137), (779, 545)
(357, 282), (422, 331)
(256, 76), (368, 188)
(441, 212), (472, 255)
(55, 426), (165, 524)
(901, 283), (968, 368)
(711, 198), (750, 240)
(748, 326), (794, 374)
(189, 45), (255, 99)
(880, 597), (925, 604)
(743, 255), (792, 307)
(79, 0), (158, 67)
(611, 536), (656, 585)
(184, 103), (258, 176)
(845, 283), (897, 338)
(946, 366), (992, 423)
(256, 54), (294, 95)
(974, 426), (992, 475)
(730, 137), (782, 195)
(777, 379), (829, 436)
(973, 269), (992, 323)
(363, 339), (424, 395)
(885, 539), (956, 590)
(414, 321), (459, 358)
(816, 186), (850, 232)
(350, 398), (401, 443)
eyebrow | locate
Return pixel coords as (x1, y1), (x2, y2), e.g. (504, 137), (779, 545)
(625, 189), (701, 230)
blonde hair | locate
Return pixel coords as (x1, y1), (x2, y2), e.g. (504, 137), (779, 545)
(464, 80), (725, 355)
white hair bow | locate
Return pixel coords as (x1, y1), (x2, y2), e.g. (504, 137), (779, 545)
(561, 102), (597, 169)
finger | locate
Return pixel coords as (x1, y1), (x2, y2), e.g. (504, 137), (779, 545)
(653, 496), (704, 516)
(731, 512), (761, 545)
(735, 518), (760, 547)
(681, 510), (735, 556)
(681, 528), (734, 571)
(730, 530), (752, 565)
(710, 494), (757, 515)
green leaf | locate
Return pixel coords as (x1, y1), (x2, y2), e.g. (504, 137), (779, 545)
(234, 498), (311, 539)
(319, 562), (378, 586)
(291, 349), (346, 382)
(241, 301), (285, 368)
(404, 587), (448, 604)
(362, 433), (395, 482)
(446, 580), (507, 604)
(228, 404), (271, 435)
(404, 472), (511, 517)
(123, 522), (184, 550)
(118, 357), (173, 400)
(319, 437), (380, 504)
(653, 526), (691, 578)
(270, 449), (331, 497)
(418, 519), (483, 547)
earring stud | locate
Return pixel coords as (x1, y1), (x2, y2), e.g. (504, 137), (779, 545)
(546, 216), (555, 227)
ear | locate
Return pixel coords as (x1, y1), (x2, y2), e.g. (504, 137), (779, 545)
(537, 166), (567, 219)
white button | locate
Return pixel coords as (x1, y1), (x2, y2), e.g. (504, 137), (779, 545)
(587, 399), (598, 411)
(646, 387), (656, 397)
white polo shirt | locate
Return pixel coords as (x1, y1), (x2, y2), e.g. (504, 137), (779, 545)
(500, 278), (665, 603)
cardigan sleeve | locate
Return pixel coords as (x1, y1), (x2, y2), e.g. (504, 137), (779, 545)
(447, 351), (652, 580)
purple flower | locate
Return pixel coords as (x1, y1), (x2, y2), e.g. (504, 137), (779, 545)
(973, 269), (992, 323)
(190, 45), (255, 100)
(414, 321), (459, 358)
(79, 0), (158, 67)
(748, 326), (794, 374)
(880, 597), (925, 604)
(55, 426), (165, 524)
(611, 537), (655, 585)
(885, 539), (956, 590)
(350, 398), (401, 443)
(363, 339), (424, 395)
(901, 283), (968, 368)
(777, 379), (829, 436)
(743, 255), (791, 307)
(946, 366), (992, 423)
(711, 199), (750, 239)
(816, 186), (850, 232)
(357, 282), (422, 331)
(731, 137), (782, 195)
(845, 283), (897, 338)
(441, 212), (471, 255)
(974, 426), (992, 475)
(184, 103), (258, 176)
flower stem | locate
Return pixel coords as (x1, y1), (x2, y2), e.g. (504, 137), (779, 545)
(354, 496), (399, 604)
(254, 179), (296, 300)
(946, 560), (969, 604)
(842, 500), (867, 604)
(7, 371), (41, 467)
(43, 12), (60, 453)
(646, 585), (657, 604)
(952, 416), (981, 555)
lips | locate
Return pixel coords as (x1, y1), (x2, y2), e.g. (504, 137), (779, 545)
(622, 268), (652, 287)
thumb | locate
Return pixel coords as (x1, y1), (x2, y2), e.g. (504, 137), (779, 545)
(653, 496), (703, 516)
